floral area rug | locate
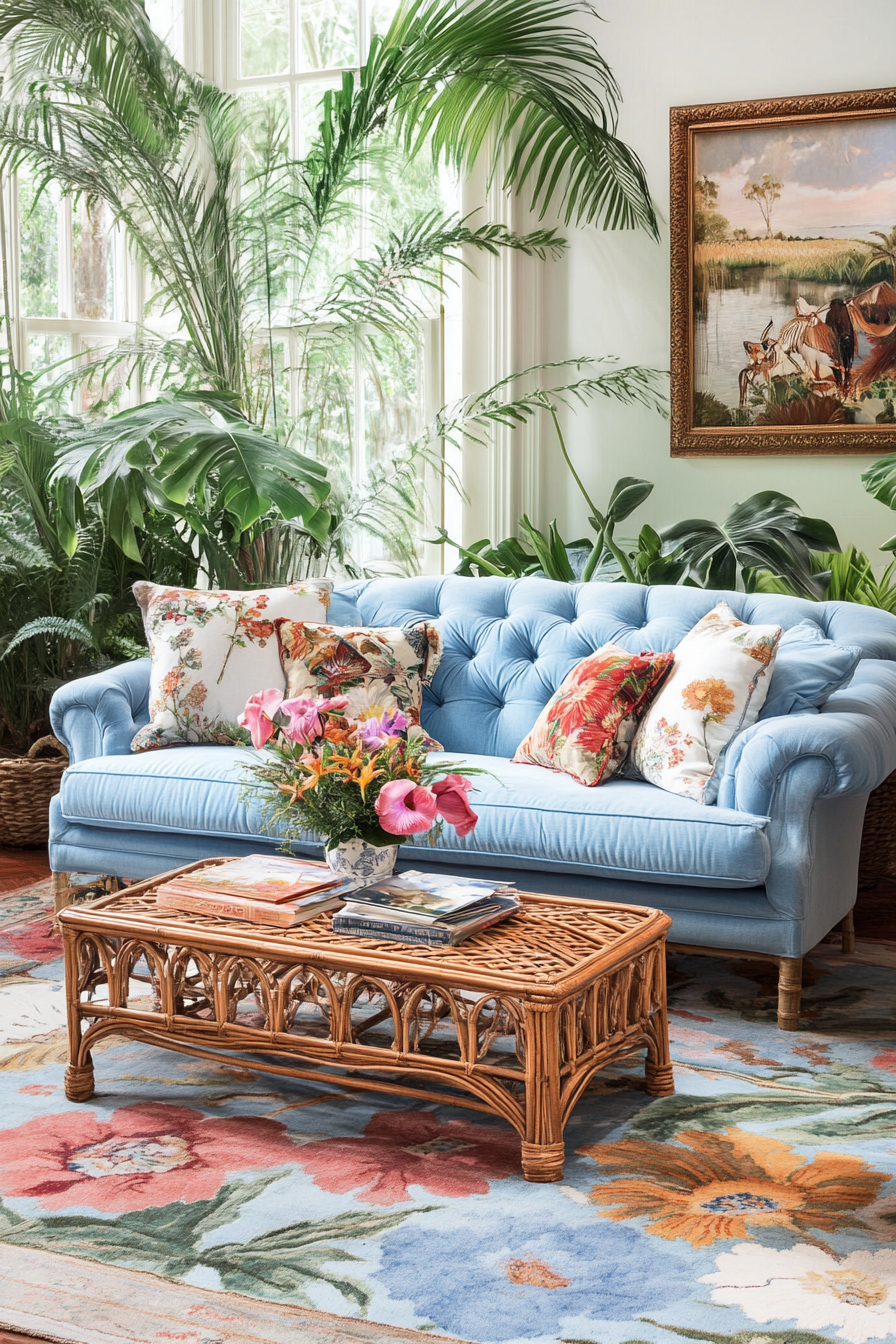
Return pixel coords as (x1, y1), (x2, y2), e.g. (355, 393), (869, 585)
(1, 882), (896, 1344)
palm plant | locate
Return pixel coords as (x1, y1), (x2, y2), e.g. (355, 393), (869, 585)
(0, 0), (657, 581)
(861, 226), (896, 287)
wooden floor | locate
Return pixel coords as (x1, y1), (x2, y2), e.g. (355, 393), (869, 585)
(0, 846), (51, 893)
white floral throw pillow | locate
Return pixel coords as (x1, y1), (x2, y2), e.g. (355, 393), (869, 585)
(631, 602), (782, 805)
(132, 580), (333, 752)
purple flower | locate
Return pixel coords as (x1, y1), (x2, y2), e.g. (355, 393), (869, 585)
(357, 710), (409, 752)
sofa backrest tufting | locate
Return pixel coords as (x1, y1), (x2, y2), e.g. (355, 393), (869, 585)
(327, 575), (896, 759)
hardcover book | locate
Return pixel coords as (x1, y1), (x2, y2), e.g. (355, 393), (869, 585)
(332, 895), (520, 946)
(155, 886), (347, 929)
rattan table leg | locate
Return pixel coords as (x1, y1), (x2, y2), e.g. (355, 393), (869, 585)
(65, 1061), (95, 1102)
(520, 1140), (566, 1182)
(522, 1002), (564, 1182)
(644, 950), (675, 1097)
(62, 923), (94, 1101)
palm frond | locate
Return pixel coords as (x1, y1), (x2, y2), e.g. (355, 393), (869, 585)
(309, 0), (657, 235)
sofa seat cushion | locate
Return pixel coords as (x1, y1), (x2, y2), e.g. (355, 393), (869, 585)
(59, 748), (771, 891)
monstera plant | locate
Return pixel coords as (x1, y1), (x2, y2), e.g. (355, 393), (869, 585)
(425, 367), (839, 598)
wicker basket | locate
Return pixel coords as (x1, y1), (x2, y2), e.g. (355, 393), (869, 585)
(858, 768), (896, 889)
(0, 735), (69, 848)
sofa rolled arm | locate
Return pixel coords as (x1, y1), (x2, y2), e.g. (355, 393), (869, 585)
(716, 660), (896, 817)
(50, 659), (151, 763)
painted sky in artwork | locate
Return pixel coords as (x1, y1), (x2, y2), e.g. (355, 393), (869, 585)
(694, 115), (896, 238)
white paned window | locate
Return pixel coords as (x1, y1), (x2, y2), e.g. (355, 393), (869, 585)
(10, 1), (186, 408)
(227, 0), (461, 571)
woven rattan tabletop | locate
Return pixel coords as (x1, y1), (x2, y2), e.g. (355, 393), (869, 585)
(59, 866), (671, 999)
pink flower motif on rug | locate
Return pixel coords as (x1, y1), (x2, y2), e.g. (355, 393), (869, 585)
(0, 916), (63, 963)
(0, 1102), (299, 1212)
(294, 1110), (520, 1204)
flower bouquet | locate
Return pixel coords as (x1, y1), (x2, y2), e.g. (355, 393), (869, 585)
(239, 689), (480, 881)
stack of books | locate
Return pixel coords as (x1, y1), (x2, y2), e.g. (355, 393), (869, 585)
(155, 854), (355, 928)
(332, 870), (520, 946)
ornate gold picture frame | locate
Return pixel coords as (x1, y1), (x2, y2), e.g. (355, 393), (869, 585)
(670, 87), (896, 455)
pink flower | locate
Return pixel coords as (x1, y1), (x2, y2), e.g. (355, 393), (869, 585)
(0, 1103), (299, 1213)
(375, 779), (438, 834)
(432, 773), (478, 838)
(279, 696), (324, 745)
(238, 688), (284, 749)
(0, 916), (62, 964)
(295, 1110), (520, 1205)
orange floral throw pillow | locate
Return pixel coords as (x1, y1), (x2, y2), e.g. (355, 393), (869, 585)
(132, 580), (332, 752)
(631, 602), (783, 805)
(512, 643), (675, 787)
(276, 619), (443, 749)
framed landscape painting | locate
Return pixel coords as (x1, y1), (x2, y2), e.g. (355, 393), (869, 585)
(671, 87), (896, 455)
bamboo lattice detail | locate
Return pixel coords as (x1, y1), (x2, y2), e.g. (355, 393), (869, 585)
(59, 863), (674, 1182)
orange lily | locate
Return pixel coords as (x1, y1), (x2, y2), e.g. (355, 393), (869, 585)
(357, 758), (382, 798)
(326, 745), (366, 781)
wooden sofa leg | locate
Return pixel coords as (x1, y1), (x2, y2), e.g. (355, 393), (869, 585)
(52, 871), (72, 915)
(840, 908), (856, 955)
(777, 957), (802, 1031)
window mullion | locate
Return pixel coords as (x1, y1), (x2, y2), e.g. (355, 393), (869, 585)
(58, 197), (73, 321)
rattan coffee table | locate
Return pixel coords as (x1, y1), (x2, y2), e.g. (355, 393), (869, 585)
(58, 861), (674, 1182)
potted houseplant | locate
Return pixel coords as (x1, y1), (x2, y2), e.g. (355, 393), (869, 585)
(239, 690), (480, 881)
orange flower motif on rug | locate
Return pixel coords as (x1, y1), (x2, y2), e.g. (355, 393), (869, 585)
(578, 1127), (887, 1248)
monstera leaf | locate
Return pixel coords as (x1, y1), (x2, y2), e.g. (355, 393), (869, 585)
(661, 491), (839, 597)
(52, 394), (332, 561)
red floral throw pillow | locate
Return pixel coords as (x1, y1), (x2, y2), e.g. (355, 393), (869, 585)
(512, 642), (674, 787)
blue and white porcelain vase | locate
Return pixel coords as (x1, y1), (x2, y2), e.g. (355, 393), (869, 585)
(324, 836), (398, 883)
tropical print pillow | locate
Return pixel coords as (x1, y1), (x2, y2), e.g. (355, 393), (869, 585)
(511, 642), (675, 787)
(275, 619), (443, 748)
(631, 602), (783, 805)
(132, 580), (333, 752)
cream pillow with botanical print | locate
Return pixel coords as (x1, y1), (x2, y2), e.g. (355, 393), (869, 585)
(631, 602), (782, 804)
(132, 580), (333, 751)
(275, 619), (442, 747)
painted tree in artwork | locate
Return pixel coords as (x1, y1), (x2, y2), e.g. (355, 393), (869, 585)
(742, 173), (783, 238)
(694, 175), (729, 243)
(862, 225), (896, 286)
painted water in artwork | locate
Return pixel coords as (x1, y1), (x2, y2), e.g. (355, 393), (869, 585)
(692, 114), (896, 429)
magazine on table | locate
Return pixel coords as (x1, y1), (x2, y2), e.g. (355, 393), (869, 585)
(344, 870), (517, 924)
(159, 854), (341, 904)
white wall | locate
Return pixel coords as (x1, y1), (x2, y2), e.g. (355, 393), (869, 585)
(538, 0), (896, 558)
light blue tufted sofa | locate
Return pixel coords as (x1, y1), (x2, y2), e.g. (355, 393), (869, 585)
(49, 575), (896, 1029)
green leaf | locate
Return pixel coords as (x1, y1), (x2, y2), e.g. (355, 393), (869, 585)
(862, 452), (896, 509)
(606, 476), (653, 523)
(641, 1324), (856, 1344)
(661, 490), (839, 598)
